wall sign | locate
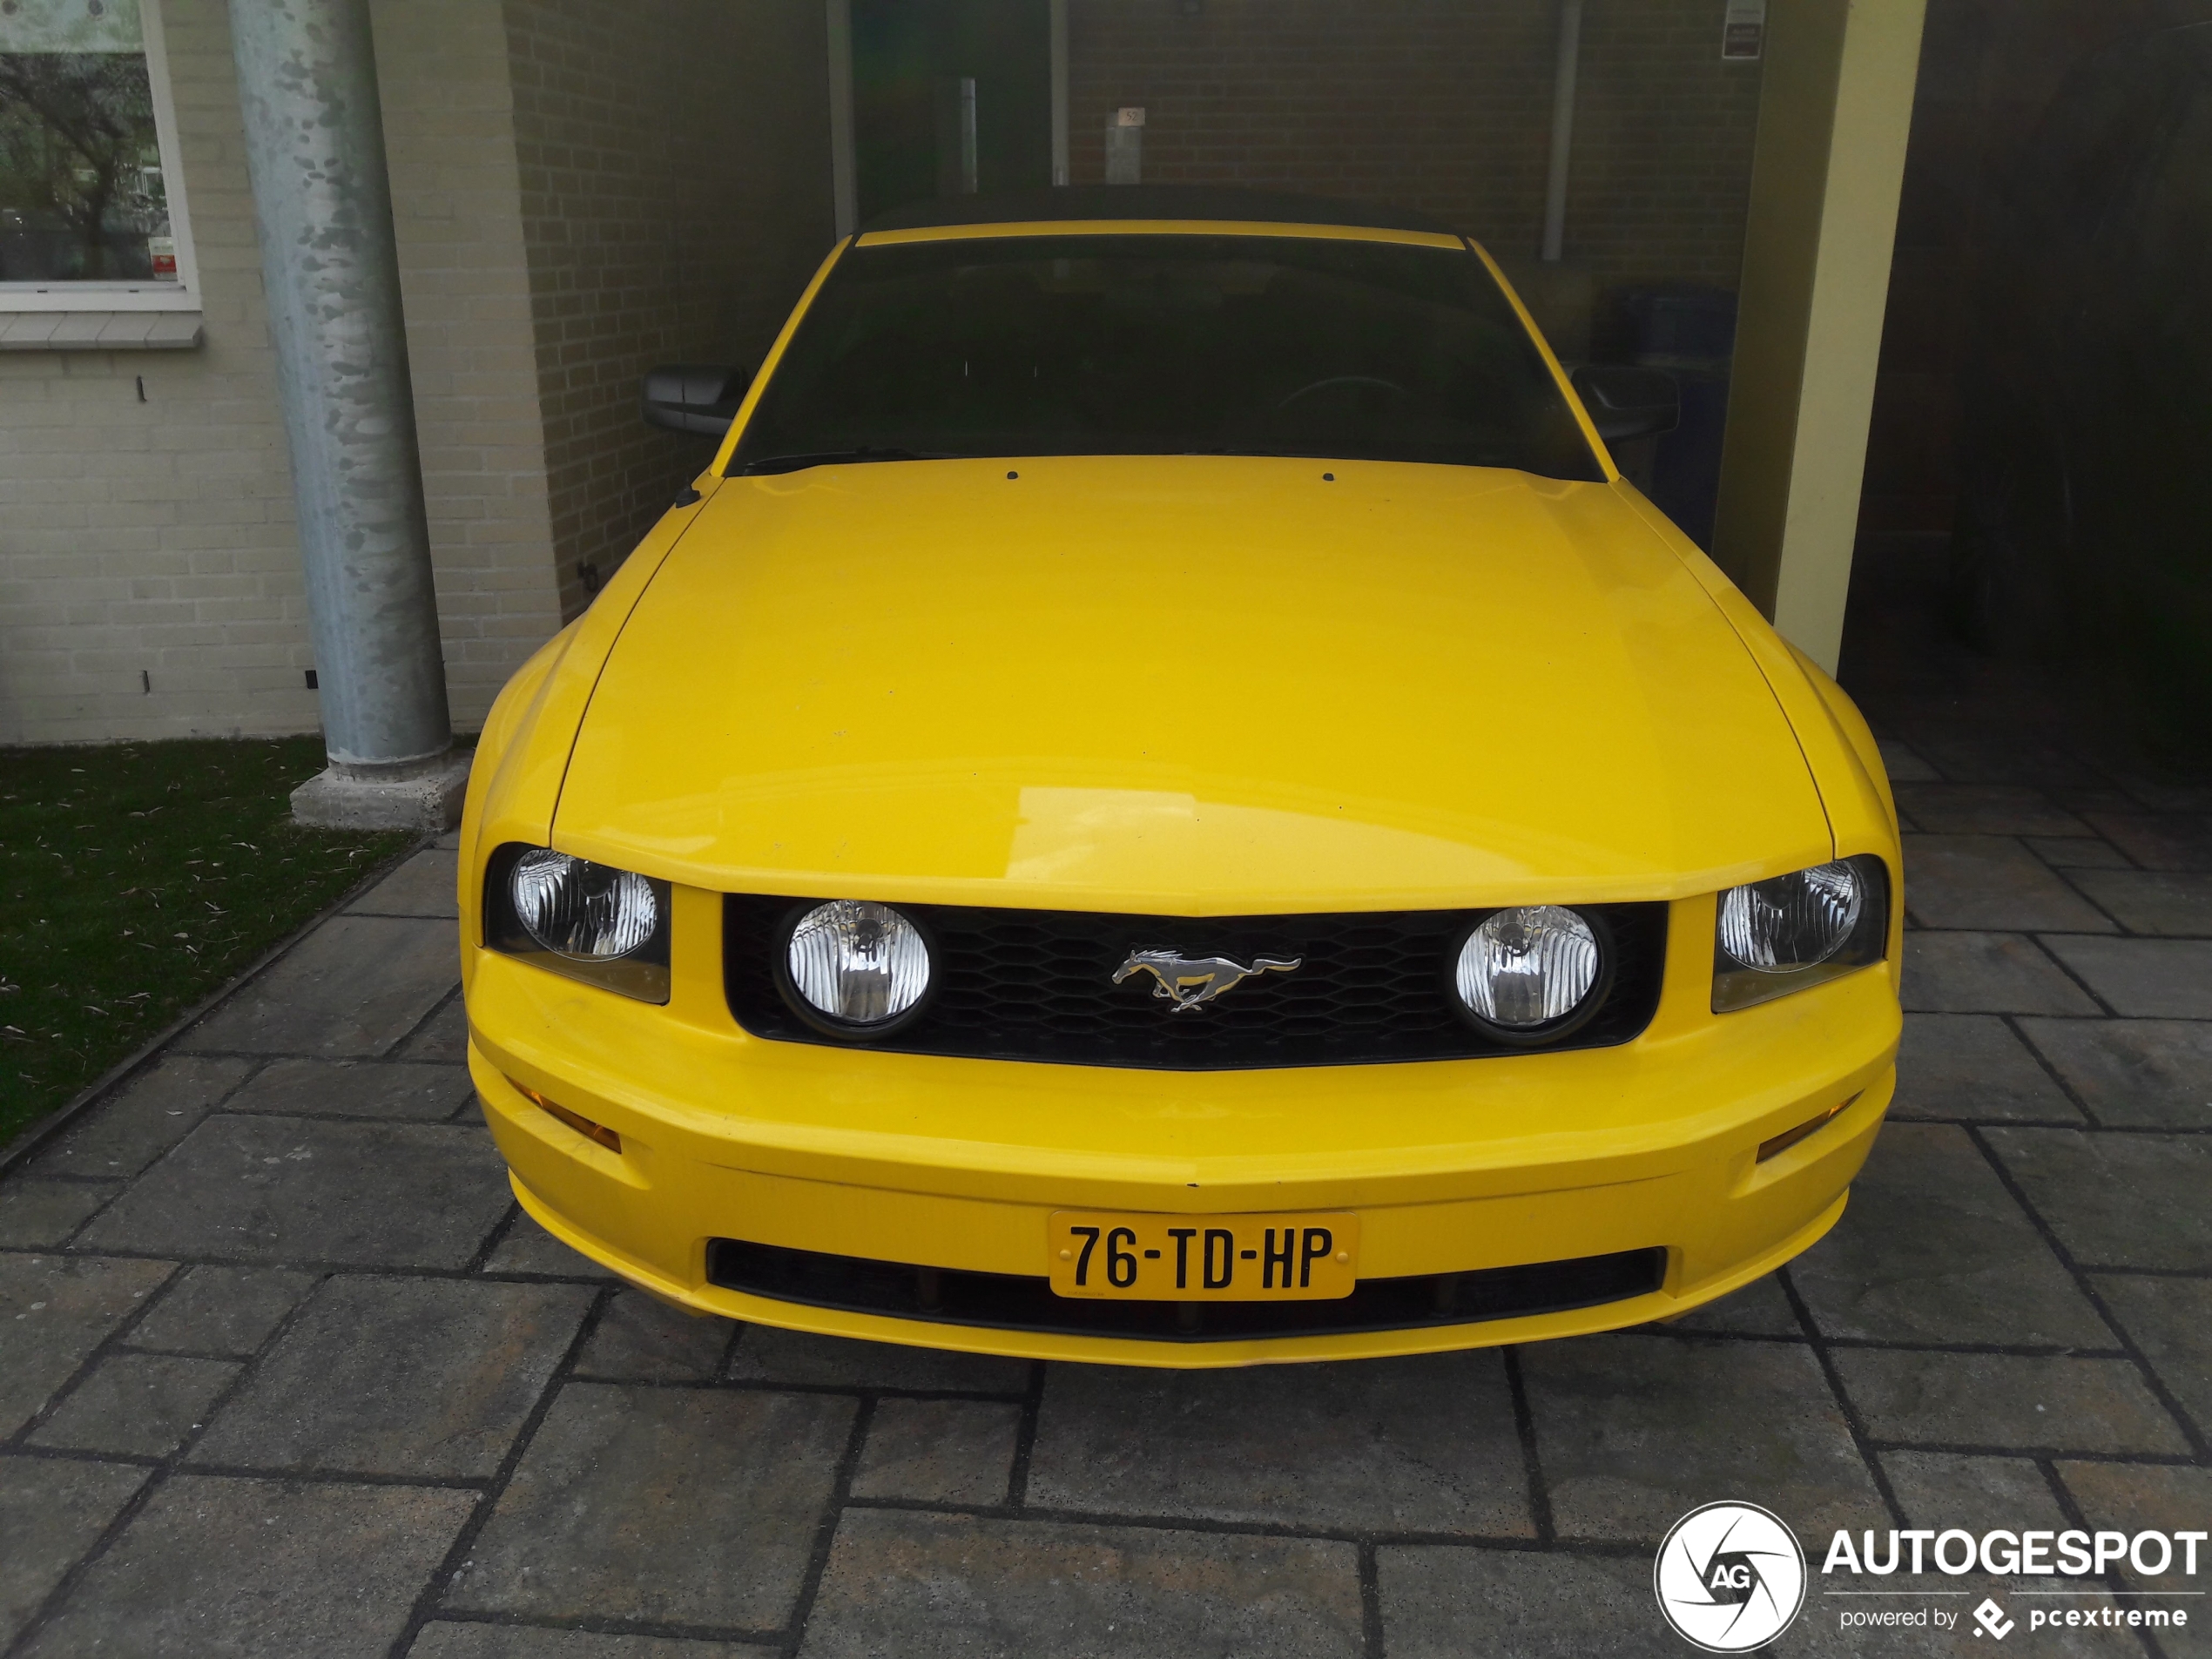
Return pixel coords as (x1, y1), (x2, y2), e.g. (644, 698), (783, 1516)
(1722, 0), (1765, 61)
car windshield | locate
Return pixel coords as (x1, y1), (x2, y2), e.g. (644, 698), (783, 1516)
(731, 233), (1603, 480)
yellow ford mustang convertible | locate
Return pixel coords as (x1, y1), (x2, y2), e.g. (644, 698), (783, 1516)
(459, 188), (1902, 1366)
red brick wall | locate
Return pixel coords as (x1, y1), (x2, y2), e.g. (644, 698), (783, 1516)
(1066, 0), (1763, 289)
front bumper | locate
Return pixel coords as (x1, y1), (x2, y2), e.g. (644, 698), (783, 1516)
(463, 888), (1898, 1367)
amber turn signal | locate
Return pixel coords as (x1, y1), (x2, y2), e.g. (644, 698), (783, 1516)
(515, 1081), (621, 1153)
(1757, 1094), (1858, 1163)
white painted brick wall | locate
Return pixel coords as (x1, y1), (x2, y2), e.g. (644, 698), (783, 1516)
(0, 0), (567, 745)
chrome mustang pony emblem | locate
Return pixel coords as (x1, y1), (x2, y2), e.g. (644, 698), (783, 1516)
(1113, 949), (1303, 1013)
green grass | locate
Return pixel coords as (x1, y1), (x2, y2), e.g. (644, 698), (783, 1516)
(0, 738), (415, 1152)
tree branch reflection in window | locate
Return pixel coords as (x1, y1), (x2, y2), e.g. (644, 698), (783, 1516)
(0, 0), (173, 284)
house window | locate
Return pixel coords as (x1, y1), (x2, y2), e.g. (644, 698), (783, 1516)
(0, 0), (199, 309)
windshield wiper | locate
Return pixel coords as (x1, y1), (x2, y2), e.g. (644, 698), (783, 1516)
(737, 447), (929, 475)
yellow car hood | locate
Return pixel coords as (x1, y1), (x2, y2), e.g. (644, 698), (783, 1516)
(554, 456), (1831, 911)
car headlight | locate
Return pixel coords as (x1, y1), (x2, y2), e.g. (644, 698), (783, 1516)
(784, 900), (931, 1031)
(1713, 855), (1889, 1011)
(512, 848), (659, 960)
(1453, 905), (1606, 1039)
(483, 844), (671, 1002)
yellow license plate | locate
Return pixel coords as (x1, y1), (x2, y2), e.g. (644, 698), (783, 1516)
(1048, 1211), (1359, 1300)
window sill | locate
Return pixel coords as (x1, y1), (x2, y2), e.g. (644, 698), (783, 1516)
(0, 312), (205, 351)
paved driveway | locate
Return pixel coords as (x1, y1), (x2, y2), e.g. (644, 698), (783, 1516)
(4, 678), (2209, 1656)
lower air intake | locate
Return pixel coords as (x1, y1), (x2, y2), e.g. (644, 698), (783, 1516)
(705, 1238), (1668, 1342)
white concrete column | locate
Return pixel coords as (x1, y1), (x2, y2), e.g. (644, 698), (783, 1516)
(1710, 0), (1927, 672)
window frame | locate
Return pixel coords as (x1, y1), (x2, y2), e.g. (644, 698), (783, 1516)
(0, 0), (202, 313)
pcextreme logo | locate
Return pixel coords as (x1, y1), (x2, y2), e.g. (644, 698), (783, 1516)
(1654, 1501), (1808, 1651)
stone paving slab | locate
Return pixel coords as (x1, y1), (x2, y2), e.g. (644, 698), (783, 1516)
(1886, 1013), (2080, 1122)
(2082, 812), (2212, 871)
(27, 1055), (255, 1179)
(1657, 1270), (1801, 1336)
(1878, 1449), (2072, 1533)
(2067, 868), (2212, 935)
(190, 1276), (596, 1479)
(725, 1325), (1030, 1393)
(182, 915), (458, 1056)
(78, 1115), (512, 1269)
(1026, 1352), (1531, 1535)
(1829, 1349), (2189, 1453)
(445, 1382), (855, 1630)
(1984, 1128), (2212, 1271)
(2088, 1274), (2212, 1438)
(0, 1455), (148, 1649)
(1877, 739), (1941, 783)
(2024, 833), (2134, 868)
(1892, 783), (2089, 836)
(0, 1178), (123, 1249)
(1379, 1546), (1682, 1659)
(799, 1509), (1365, 1659)
(396, 995), (470, 1063)
(348, 846), (461, 918)
(15, 1473), (475, 1659)
(572, 1287), (732, 1383)
(1521, 1335), (1886, 1541)
(124, 1264), (320, 1356)
(225, 1055), (475, 1121)
(27, 1350), (240, 1457)
(1900, 932), (2101, 1015)
(1, 1253), (175, 1437)
(1899, 835), (2115, 932)
(409, 1625), (766, 1659)
(850, 1397), (1024, 1505)
(2018, 1016), (2212, 1128)
(1788, 1123), (2109, 1346)
(2041, 934), (2212, 1019)
(479, 1211), (620, 1281)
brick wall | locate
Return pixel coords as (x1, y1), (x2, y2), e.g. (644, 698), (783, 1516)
(0, 0), (314, 745)
(0, 0), (574, 744)
(375, 0), (567, 728)
(1858, 0), (2212, 536)
(1065, 0), (1763, 291)
(502, 0), (836, 618)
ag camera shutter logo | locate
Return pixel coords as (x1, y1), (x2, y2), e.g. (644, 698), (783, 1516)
(1655, 1501), (1807, 1651)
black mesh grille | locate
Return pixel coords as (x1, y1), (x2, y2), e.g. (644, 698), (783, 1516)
(708, 1238), (1667, 1342)
(724, 898), (1667, 1069)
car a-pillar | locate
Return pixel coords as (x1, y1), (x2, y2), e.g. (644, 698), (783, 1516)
(233, 0), (469, 829)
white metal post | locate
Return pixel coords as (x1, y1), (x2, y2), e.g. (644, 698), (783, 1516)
(231, 0), (466, 827)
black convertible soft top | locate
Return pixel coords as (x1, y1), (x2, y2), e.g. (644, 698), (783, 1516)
(860, 185), (1456, 238)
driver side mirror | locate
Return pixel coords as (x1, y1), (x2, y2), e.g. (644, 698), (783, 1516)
(1569, 365), (1682, 443)
(642, 363), (753, 435)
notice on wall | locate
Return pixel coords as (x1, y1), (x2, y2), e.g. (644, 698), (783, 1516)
(1722, 0), (1765, 61)
(1105, 106), (1145, 185)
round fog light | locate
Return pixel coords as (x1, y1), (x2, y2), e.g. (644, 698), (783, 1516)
(786, 900), (931, 1028)
(1455, 905), (1601, 1030)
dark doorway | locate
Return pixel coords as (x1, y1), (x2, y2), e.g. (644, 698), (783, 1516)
(851, 0), (1052, 223)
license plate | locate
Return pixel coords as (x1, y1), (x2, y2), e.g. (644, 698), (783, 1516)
(1048, 1211), (1359, 1300)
